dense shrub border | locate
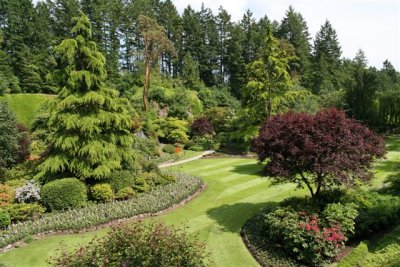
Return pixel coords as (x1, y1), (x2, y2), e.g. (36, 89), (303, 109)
(0, 173), (204, 250)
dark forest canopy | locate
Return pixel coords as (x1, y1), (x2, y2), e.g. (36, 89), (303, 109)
(0, 0), (399, 130)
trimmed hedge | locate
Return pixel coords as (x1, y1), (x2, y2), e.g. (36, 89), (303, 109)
(107, 170), (135, 192)
(0, 173), (203, 248)
(41, 178), (88, 211)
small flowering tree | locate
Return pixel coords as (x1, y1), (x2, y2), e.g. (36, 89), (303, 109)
(252, 109), (385, 198)
(15, 180), (41, 203)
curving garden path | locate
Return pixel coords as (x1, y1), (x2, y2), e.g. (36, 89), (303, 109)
(0, 137), (398, 266)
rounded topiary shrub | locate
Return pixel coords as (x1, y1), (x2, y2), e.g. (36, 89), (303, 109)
(107, 170), (135, 193)
(91, 183), (113, 203)
(52, 221), (209, 266)
(41, 178), (87, 211)
(0, 209), (11, 229)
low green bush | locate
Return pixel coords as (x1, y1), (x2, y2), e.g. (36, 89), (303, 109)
(115, 187), (135, 200)
(4, 203), (45, 222)
(0, 209), (10, 229)
(52, 221), (209, 267)
(162, 144), (176, 154)
(0, 173), (203, 248)
(91, 183), (113, 203)
(107, 170), (135, 193)
(41, 178), (87, 211)
(341, 191), (400, 238)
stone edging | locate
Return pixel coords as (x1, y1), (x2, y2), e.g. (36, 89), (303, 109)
(1, 183), (207, 253)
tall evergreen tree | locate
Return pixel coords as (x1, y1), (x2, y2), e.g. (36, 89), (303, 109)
(311, 20), (342, 93)
(216, 7), (232, 84)
(37, 12), (136, 181)
(277, 6), (312, 82)
(240, 10), (258, 64)
(182, 52), (200, 89)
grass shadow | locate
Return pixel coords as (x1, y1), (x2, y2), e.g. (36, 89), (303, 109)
(206, 202), (277, 233)
(231, 162), (264, 176)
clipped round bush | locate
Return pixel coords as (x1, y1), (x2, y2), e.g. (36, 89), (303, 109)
(162, 144), (176, 154)
(41, 178), (87, 211)
(15, 180), (41, 203)
(0, 209), (10, 229)
(91, 183), (113, 203)
(115, 187), (135, 200)
(52, 221), (209, 266)
(107, 170), (135, 193)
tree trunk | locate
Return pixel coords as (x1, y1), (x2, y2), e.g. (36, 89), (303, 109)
(143, 57), (151, 111)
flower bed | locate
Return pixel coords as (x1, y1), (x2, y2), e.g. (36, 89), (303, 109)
(0, 173), (203, 249)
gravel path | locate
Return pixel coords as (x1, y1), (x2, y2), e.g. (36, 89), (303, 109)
(158, 150), (215, 168)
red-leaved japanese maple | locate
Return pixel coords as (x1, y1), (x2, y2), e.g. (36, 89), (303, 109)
(191, 117), (214, 136)
(251, 109), (385, 198)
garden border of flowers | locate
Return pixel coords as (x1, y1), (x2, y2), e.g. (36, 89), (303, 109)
(0, 173), (205, 252)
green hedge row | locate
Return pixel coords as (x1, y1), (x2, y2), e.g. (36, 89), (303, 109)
(0, 173), (203, 248)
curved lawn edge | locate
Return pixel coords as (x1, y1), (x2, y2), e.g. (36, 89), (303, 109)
(241, 214), (300, 267)
(0, 173), (205, 252)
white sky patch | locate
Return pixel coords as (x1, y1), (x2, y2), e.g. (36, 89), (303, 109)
(173, 0), (400, 70)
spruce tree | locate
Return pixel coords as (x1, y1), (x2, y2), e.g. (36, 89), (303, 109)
(37, 12), (136, 181)
(277, 6), (312, 82)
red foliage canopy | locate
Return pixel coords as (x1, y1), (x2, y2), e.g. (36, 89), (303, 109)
(191, 117), (214, 136)
(251, 109), (385, 198)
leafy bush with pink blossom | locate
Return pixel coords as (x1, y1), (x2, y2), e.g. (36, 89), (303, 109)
(263, 203), (357, 266)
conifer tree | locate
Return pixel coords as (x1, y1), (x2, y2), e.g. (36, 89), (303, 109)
(37, 12), (136, 181)
(182, 52), (200, 89)
(277, 6), (312, 81)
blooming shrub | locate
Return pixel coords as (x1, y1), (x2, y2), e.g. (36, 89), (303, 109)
(263, 204), (357, 266)
(0, 173), (203, 248)
(52, 221), (209, 267)
(15, 180), (41, 203)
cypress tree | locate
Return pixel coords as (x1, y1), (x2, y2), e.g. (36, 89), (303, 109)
(37, 12), (136, 181)
(182, 52), (200, 89)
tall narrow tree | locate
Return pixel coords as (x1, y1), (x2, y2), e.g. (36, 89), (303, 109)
(37, 12), (136, 181)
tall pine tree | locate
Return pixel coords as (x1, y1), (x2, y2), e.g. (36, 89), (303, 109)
(37, 12), (136, 181)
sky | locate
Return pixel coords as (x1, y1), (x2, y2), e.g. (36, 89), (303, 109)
(172, 0), (400, 70)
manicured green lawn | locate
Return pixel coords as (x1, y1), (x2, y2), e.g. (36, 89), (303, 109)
(0, 137), (398, 267)
(0, 158), (302, 267)
(0, 94), (54, 127)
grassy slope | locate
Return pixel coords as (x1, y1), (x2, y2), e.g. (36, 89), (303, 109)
(0, 94), (54, 127)
(0, 137), (398, 267)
